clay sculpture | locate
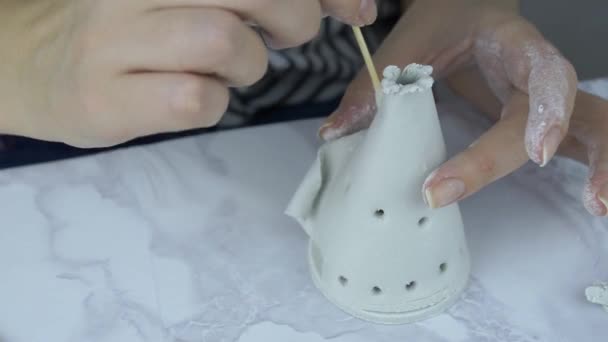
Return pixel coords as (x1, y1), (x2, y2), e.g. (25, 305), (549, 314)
(286, 64), (471, 324)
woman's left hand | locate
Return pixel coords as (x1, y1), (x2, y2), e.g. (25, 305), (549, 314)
(443, 67), (608, 217)
(318, 0), (608, 216)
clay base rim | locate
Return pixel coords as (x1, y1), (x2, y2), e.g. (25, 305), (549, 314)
(307, 241), (470, 325)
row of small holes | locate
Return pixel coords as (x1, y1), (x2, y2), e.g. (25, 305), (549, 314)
(375, 208), (428, 228)
(364, 209), (439, 295)
(338, 262), (447, 295)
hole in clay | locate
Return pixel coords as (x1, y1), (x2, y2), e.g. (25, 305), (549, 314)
(338, 276), (348, 286)
(398, 74), (418, 86)
(440, 263), (448, 273)
(418, 217), (428, 227)
(405, 281), (417, 291)
(372, 286), (382, 295)
(374, 209), (385, 218)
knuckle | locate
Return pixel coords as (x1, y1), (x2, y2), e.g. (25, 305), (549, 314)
(174, 80), (229, 128)
(172, 13), (239, 70)
(243, 47), (269, 86)
(171, 80), (206, 115)
(205, 19), (239, 60)
(538, 52), (578, 98)
(475, 154), (497, 176)
(462, 149), (498, 181)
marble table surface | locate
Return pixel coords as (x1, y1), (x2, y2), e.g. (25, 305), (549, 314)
(1, 80), (608, 342)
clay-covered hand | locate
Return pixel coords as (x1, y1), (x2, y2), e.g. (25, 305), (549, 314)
(445, 70), (608, 216)
(318, 0), (598, 212)
(0, 0), (376, 147)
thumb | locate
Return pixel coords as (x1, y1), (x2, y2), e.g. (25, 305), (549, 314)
(318, 20), (425, 141)
(318, 76), (377, 141)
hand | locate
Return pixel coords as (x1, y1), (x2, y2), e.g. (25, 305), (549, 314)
(445, 68), (608, 217)
(318, 0), (604, 213)
(0, 0), (376, 148)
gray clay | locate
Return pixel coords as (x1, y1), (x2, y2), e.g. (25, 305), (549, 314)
(286, 64), (471, 324)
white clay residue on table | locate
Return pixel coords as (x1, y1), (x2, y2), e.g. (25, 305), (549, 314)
(586, 282), (608, 312)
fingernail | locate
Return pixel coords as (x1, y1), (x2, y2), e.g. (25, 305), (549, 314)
(600, 184), (608, 216)
(541, 126), (562, 167)
(358, 0), (377, 26)
(424, 178), (466, 209)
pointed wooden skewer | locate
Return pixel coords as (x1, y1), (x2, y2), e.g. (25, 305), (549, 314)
(351, 26), (380, 92)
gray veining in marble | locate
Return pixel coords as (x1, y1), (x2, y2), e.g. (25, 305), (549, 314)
(1, 81), (608, 342)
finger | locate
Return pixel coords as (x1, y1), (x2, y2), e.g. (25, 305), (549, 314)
(445, 66), (502, 120)
(249, 0), (322, 48)
(321, 0), (377, 26)
(569, 91), (608, 216)
(318, 83), (377, 141)
(155, 0), (323, 49)
(524, 42), (577, 167)
(120, 8), (268, 86)
(90, 73), (229, 147)
(422, 91), (530, 208)
(486, 20), (578, 166)
(319, 18), (422, 141)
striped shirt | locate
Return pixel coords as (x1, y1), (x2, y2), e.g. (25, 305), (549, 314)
(223, 1), (401, 126)
(0, 2), (401, 168)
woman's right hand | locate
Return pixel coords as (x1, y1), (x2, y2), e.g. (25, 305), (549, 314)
(0, 0), (375, 147)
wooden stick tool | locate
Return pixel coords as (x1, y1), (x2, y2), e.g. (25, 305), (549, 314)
(351, 26), (380, 91)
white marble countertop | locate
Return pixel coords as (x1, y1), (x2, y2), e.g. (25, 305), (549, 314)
(1, 81), (608, 342)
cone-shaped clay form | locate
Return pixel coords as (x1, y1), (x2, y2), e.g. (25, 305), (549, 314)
(286, 64), (470, 324)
